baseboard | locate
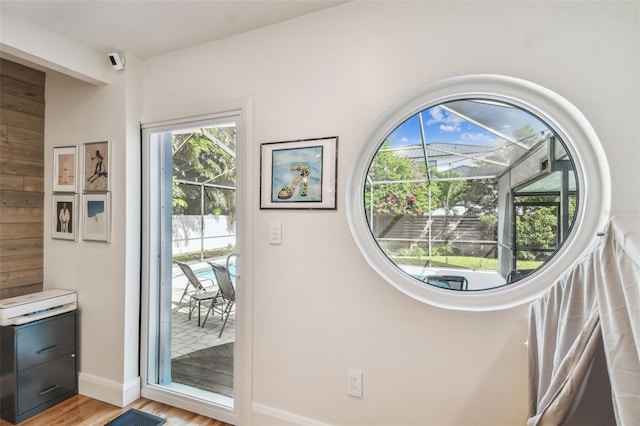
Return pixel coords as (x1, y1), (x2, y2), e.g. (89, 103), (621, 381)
(252, 402), (332, 426)
(79, 372), (141, 407)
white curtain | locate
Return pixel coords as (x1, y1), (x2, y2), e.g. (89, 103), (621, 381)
(593, 216), (640, 424)
(528, 215), (640, 425)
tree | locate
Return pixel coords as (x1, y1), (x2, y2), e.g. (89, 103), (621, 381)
(459, 178), (497, 216)
(172, 126), (237, 224)
(365, 142), (436, 216)
(515, 204), (558, 261)
(513, 194), (565, 261)
(364, 142), (499, 243)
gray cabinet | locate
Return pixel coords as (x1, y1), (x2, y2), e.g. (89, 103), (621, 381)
(1, 311), (78, 424)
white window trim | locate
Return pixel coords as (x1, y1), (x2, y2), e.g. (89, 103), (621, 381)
(346, 74), (611, 311)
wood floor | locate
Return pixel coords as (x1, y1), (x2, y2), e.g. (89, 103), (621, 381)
(0, 394), (232, 426)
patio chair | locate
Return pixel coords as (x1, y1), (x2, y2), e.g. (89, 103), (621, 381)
(174, 261), (219, 323)
(204, 261), (236, 336)
(424, 275), (469, 290)
(226, 252), (239, 280)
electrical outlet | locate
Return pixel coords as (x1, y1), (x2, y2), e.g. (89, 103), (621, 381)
(347, 369), (362, 398)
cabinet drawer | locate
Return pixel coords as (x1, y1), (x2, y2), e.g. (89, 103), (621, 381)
(16, 313), (76, 371)
(17, 354), (77, 416)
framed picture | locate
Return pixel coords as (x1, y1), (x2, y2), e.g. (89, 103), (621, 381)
(82, 192), (111, 242)
(83, 140), (110, 191)
(52, 194), (78, 240)
(260, 136), (338, 209)
(53, 146), (77, 192)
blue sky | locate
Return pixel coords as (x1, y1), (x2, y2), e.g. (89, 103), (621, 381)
(87, 200), (105, 217)
(387, 102), (548, 149)
(387, 107), (497, 148)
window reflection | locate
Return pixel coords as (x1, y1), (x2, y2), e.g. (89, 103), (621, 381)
(364, 99), (578, 291)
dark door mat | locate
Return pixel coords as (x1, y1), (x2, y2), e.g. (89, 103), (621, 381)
(105, 408), (167, 426)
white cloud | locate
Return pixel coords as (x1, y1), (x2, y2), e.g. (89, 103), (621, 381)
(428, 106), (462, 133)
(429, 107), (445, 121)
(461, 132), (496, 144)
(440, 124), (459, 132)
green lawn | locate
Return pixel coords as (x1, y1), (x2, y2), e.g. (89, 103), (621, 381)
(389, 255), (542, 271)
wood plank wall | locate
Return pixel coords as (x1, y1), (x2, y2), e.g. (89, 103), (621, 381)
(0, 59), (46, 299)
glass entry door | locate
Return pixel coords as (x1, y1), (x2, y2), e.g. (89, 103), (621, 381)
(141, 113), (240, 422)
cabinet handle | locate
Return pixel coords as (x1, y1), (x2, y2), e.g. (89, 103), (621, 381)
(38, 384), (60, 395)
(37, 345), (59, 354)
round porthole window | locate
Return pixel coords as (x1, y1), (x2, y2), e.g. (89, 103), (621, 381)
(346, 75), (610, 311)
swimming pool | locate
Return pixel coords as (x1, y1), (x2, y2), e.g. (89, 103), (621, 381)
(192, 261), (237, 282)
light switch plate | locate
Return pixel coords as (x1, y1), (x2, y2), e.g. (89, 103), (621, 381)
(269, 222), (282, 245)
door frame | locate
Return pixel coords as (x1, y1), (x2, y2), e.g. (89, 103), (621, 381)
(139, 102), (253, 425)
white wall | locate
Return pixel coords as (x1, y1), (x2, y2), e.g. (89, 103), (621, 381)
(0, 10), (111, 84)
(32, 0), (639, 425)
(140, 2), (639, 425)
(44, 58), (142, 406)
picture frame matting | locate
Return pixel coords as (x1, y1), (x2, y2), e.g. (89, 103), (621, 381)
(53, 146), (78, 192)
(260, 136), (338, 210)
(82, 192), (111, 242)
(52, 193), (78, 241)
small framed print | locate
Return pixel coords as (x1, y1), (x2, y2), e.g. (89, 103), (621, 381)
(53, 146), (78, 192)
(83, 140), (110, 192)
(260, 136), (338, 209)
(52, 194), (78, 241)
(82, 192), (111, 242)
